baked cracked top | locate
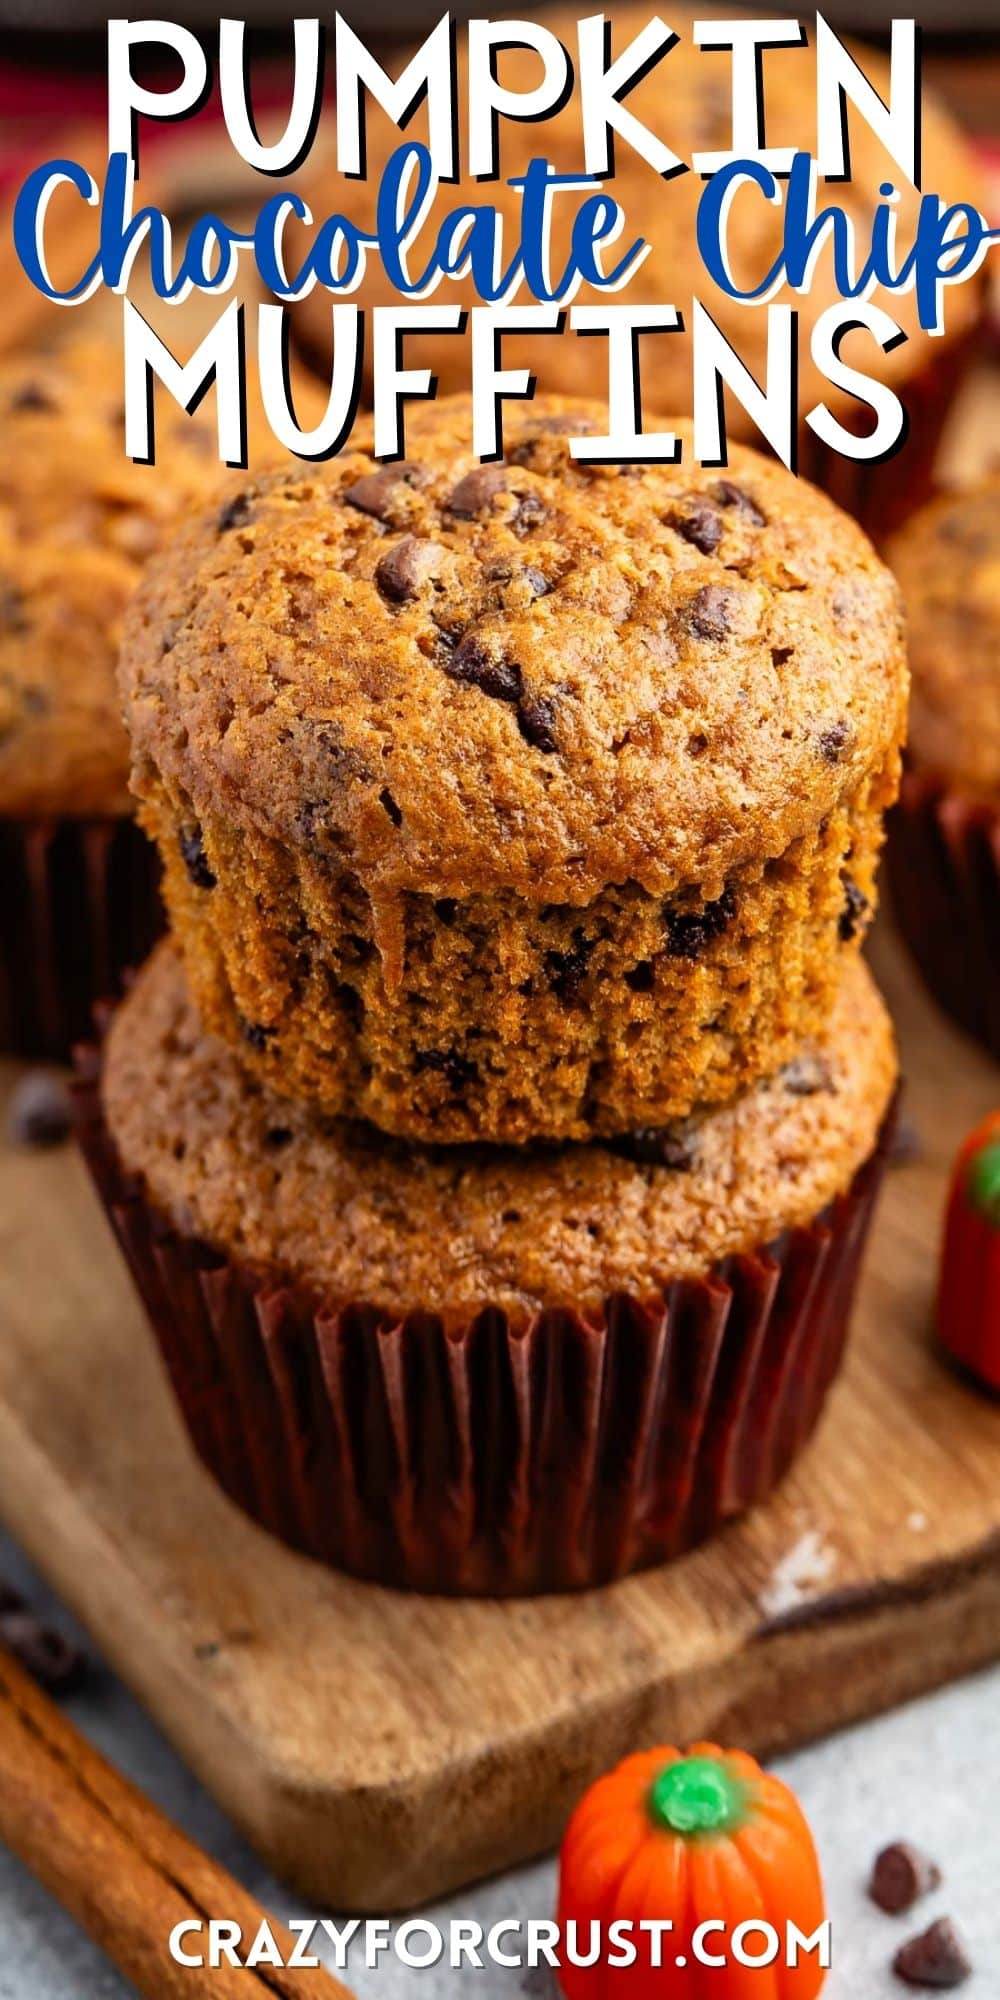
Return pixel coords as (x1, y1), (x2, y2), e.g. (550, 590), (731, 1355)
(104, 942), (897, 1323)
(0, 337), (230, 557)
(0, 536), (140, 816)
(296, 2), (984, 424)
(122, 395), (906, 902)
(0, 336), (326, 816)
(888, 477), (1000, 801)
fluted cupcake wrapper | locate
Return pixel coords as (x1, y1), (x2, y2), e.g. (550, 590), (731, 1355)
(888, 769), (1000, 1063)
(0, 816), (163, 1060)
(73, 1046), (896, 1596)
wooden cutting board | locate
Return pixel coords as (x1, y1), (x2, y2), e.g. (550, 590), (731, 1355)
(0, 918), (997, 1914)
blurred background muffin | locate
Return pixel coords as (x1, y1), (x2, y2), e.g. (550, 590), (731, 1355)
(0, 337), (233, 1057)
(0, 335), (322, 1057)
(886, 477), (1000, 1061)
(294, 2), (987, 535)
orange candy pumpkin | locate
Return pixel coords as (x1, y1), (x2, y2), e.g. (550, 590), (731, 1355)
(556, 1742), (827, 1998)
(936, 1110), (1000, 1391)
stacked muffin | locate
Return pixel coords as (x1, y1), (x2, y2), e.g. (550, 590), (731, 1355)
(296, 3), (985, 535)
(81, 397), (906, 1594)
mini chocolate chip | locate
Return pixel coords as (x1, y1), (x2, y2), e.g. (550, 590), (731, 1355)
(817, 720), (850, 763)
(782, 1052), (835, 1096)
(240, 1019), (276, 1053)
(712, 480), (765, 525)
(0, 1608), (86, 1693)
(264, 1127), (294, 1149)
(517, 693), (558, 752)
(446, 635), (523, 703)
(375, 534), (443, 602)
(609, 1127), (698, 1170)
(664, 886), (735, 960)
(481, 557), (549, 596)
(11, 382), (55, 414)
(7, 1072), (70, 1148)
(447, 466), (508, 517)
(625, 960), (655, 992)
(671, 503), (722, 555)
(893, 1918), (971, 1989)
(870, 1843), (942, 1916)
(0, 582), (28, 634)
(217, 489), (255, 532)
(434, 898), (458, 925)
(839, 873), (870, 942)
(687, 584), (735, 641)
(511, 413), (596, 453)
(414, 1047), (479, 1092)
(10, 383), (53, 414)
(344, 462), (422, 520)
(178, 825), (215, 890)
(335, 982), (363, 1031)
(512, 489), (548, 534)
(771, 646), (794, 668)
(379, 786), (403, 826)
(889, 1112), (923, 1166)
(546, 934), (593, 1003)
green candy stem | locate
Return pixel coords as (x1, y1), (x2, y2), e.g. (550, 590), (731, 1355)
(968, 1139), (1000, 1226)
(647, 1756), (748, 1838)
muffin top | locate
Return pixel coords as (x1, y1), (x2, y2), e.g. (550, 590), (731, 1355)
(888, 478), (1000, 802)
(104, 942), (896, 1325)
(296, 2), (984, 425)
(0, 338), (230, 558)
(0, 338), (323, 817)
(121, 395), (906, 903)
(0, 536), (141, 816)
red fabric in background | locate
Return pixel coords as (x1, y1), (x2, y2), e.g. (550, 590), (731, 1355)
(0, 62), (303, 194)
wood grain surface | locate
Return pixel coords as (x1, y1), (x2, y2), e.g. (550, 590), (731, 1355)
(0, 918), (997, 1913)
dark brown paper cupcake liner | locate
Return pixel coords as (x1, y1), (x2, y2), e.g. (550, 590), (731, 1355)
(887, 768), (1000, 1062)
(799, 321), (982, 541)
(0, 816), (163, 1061)
(73, 1046), (896, 1596)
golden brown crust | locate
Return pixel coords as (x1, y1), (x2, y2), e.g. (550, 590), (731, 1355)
(122, 396), (907, 903)
(103, 942), (897, 1325)
(887, 477), (1000, 803)
(0, 536), (137, 816)
(0, 338), (320, 818)
(143, 754), (894, 1143)
(0, 338), (239, 557)
(122, 393), (905, 1141)
(295, 4), (985, 427)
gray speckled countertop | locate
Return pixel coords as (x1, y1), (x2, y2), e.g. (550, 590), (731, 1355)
(0, 1535), (997, 1999)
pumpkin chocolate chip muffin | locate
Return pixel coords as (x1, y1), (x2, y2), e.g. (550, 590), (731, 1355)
(0, 536), (138, 820)
(886, 478), (1000, 1059)
(0, 336), (322, 1056)
(79, 939), (897, 1590)
(121, 395), (907, 1145)
(295, 2), (985, 531)
(0, 337), (235, 1055)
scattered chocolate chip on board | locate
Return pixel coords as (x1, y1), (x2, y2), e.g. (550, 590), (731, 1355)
(893, 1917), (972, 1989)
(870, 1841), (943, 1915)
(0, 1582), (87, 1694)
(6, 1071), (71, 1148)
